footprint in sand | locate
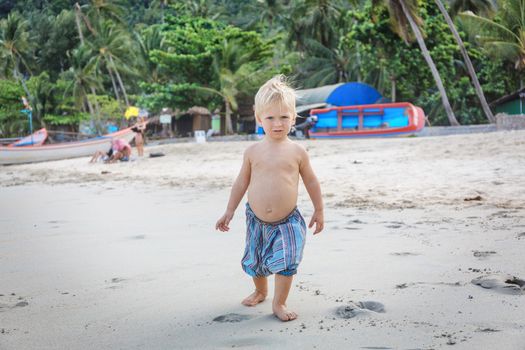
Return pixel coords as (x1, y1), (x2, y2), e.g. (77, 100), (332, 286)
(213, 313), (253, 323)
(517, 232), (525, 240)
(129, 235), (146, 240)
(335, 301), (385, 319)
(0, 301), (29, 311)
(472, 274), (525, 295)
(385, 224), (402, 229)
(390, 252), (419, 256)
(106, 277), (127, 289)
(472, 250), (497, 258)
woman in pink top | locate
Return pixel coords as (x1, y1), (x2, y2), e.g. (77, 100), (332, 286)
(109, 139), (132, 162)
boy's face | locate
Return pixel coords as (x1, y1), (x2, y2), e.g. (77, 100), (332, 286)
(256, 103), (295, 140)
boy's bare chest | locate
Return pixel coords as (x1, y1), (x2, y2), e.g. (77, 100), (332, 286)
(250, 153), (300, 174)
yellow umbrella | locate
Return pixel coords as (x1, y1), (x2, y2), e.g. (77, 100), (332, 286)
(124, 106), (140, 119)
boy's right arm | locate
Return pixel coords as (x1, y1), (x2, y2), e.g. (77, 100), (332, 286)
(215, 149), (252, 232)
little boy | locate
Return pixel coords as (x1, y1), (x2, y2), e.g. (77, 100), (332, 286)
(215, 75), (324, 322)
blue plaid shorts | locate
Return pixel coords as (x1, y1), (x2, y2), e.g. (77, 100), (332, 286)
(241, 203), (307, 277)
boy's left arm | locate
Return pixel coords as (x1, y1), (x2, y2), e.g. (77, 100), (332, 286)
(299, 147), (324, 234)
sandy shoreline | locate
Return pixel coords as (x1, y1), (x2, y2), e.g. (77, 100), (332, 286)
(1, 131), (524, 349)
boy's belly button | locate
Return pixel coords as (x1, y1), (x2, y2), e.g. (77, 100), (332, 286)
(266, 207), (272, 213)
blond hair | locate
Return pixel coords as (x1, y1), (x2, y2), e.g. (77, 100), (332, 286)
(254, 75), (296, 118)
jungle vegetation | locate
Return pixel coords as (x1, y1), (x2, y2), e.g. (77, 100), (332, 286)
(0, 0), (522, 136)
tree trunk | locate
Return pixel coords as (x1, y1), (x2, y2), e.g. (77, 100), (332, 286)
(356, 42), (362, 82)
(90, 86), (101, 116)
(224, 99), (234, 134)
(434, 0), (494, 123)
(391, 77), (396, 102)
(109, 55), (129, 107)
(84, 93), (95, 120)
(400, 0), (460, 126)
(74, 3), (84, 45)
(107, 65), (122, 110)
(89, 86), (105, 133)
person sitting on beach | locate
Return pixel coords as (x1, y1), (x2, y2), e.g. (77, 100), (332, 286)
(215, 75), (324, 322)
(89, 148), (113, 163)
(108, 138), (131, 163)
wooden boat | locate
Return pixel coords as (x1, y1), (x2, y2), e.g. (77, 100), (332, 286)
(308, 102), (425, 138)
(0, 127), (135, 165)
(9, 128), (48, 147)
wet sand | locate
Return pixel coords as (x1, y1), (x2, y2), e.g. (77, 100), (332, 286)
(1, 130), (524, 349)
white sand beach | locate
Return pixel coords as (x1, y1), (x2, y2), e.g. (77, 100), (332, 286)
(1, 130), (524, 349)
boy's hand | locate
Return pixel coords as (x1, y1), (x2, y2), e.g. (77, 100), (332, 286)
(216, 211), (234, 232)
(309, 210), (324, 235)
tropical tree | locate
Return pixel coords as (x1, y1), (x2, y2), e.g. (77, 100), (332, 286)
(134, 25), (166, 84)
(30, 9), (78, 78)
(434, 0), (495, 122)
(86, 19), (135, 108)
(459, 0), (525, 83)
(0, 12), (32, 98)
(449, 0), (496, 17)
(151, 0), (177, 23)
(63, 46), (102, 125)
(297, 39), (359, 87)
(372, 0), (460, 125)
(0, 78), (25, 137)
(145, 16), (274, 122)
(286, 0), (349, 51)
(236, 0), (286, 33)
(84, 0), (126, 26)
(196, 38), (271, 134)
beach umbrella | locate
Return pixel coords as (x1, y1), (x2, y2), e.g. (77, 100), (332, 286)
(124, 106), (140, 119)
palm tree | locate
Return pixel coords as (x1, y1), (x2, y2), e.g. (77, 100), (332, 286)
(298, 39), (360, 87)
(449, 0), (496, 17)
(84, 0), (126, 25)
(134, 25), (166, 83)
(238, 0), (286, 32)
(196, 39), (264, 134)
(287, 0), (348, 51)
(86, 19), (135, 108)
(0, 12), (32, 97)
(373, 0), (460, 125)
(64, 46), (102, 122)
(434, 0), (495, 123)
(459, 0), (525, 81)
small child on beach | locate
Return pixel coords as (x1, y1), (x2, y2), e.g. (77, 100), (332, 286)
(215, 75), (324, 322)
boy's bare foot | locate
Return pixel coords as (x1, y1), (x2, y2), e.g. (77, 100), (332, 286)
(272, 304), (297, 321)
(241, 290), (267, 306)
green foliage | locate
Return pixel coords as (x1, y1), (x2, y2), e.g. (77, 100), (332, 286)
(343, 1), (512, 125)
(0, 11), (32, 78)
(459, 0), (525, 71)
(91, 94), (121, 119)
(43, 112), (90, 126)
(0, 0), (522, 129)
(143, 15), (275, 111)
(0, 78), (25, 136)
(29, 10), (78, 78)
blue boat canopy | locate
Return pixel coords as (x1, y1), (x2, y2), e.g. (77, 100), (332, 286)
(296, 82), (382, 108)
(326, 82), (382, 106)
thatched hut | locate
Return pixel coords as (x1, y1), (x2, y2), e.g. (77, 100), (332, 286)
(175, 106), (212, 137)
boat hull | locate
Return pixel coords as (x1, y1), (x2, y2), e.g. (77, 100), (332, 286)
(9, 128), (48, 147)
(308, 102), (425, 139)
(0, 128), (135, 165)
